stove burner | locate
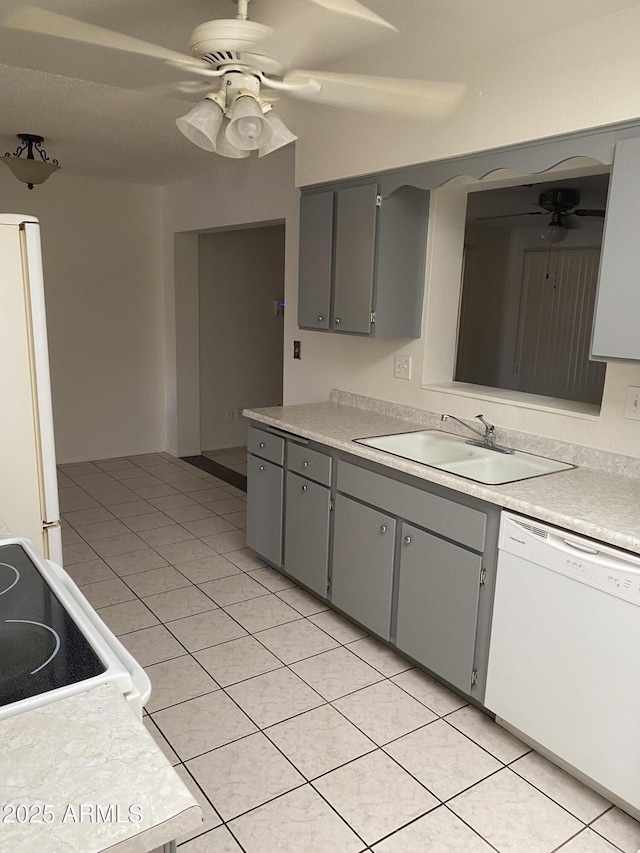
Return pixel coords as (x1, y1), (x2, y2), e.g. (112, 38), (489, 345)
(0, 562), (19, 597)
(1, 620), (61, 678)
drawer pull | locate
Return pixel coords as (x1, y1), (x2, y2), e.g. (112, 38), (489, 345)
(259, 465), (265, 471)
(317, 315), (324, 322)
(404, 535), (412, 545)
(302, 461), (309, 468)
(301, 484), (308, 492)
(259, 442), (266, 448)
(380, 525), (387, 534)
(334, 317), (341, 325)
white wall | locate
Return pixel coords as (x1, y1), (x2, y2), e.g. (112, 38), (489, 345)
(293, 6), (640, 187)
(160, 149), (298, 457)
(0, 170), (164, 463)
(199, 225), (285, 450)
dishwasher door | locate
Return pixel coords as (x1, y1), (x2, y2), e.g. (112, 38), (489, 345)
(485, 512), (640, 817)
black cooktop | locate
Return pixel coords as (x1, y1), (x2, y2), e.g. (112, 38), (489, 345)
(0, 543), (106, 709)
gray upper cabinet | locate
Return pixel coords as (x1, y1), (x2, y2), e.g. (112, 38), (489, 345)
(333, 184), (378, 334)
(298, 181), (429, 338)
(297, 191), (333, 330)
(591, 136), (640, 362)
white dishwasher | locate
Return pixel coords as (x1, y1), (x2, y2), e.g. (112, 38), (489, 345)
(485, 511), (640, 819)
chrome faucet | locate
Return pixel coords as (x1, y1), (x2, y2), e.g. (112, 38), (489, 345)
(441, 413), (514, 454)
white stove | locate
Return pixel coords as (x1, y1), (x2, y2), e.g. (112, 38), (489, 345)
(0, 537), (150, 721)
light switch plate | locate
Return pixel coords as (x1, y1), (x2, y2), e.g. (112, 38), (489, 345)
(394, 354), (412, 380)
(623, 386), (640, 420)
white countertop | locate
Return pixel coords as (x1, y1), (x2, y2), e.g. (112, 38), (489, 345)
(0, 682), (202, 852)
(245, 401), (640, 555)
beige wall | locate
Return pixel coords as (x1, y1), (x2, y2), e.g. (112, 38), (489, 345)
(293, 5), (640, 187)
(0, 170), (164, 463)
(199, 225), (285, 450)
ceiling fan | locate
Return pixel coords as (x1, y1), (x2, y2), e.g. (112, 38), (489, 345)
(476, 187), (606, 243)
(4, 0), (466, 158)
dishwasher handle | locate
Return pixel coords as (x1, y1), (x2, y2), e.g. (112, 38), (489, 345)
(562, 538), (600, 555)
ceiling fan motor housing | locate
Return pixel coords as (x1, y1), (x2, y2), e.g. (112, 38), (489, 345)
(189, 19), (283, 75)
(538, 188), (580, 213)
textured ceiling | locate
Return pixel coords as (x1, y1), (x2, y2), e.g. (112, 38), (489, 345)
(0, 0), (638, 185)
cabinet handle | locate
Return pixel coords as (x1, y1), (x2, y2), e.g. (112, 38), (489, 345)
(334, 317), (341, 325)
(259, 465), (265, 471)
(380, 525), (387, 534)
(302, 461), (309, 468)
(317, 315), (324, 322)
(404, 535), (412, 544)
(259, 442), (266, 448)
(301, 484), (308, 492)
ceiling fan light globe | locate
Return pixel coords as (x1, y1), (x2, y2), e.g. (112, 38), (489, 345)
(215, 119), (251, 158)
(258, 110), (297, 157)
(176, 97), (224, 152)
(226, 95), (272, 150)
(540, 223), (568, 245)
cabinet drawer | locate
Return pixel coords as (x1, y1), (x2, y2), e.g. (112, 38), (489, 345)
(247, 426), (285, 465)
(287, 442), (332, 486)
(337, 460), (486, 552)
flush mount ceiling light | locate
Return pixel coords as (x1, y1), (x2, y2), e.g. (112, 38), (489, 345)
(2, 134), (60, 189)
(6, 0), (467, 164)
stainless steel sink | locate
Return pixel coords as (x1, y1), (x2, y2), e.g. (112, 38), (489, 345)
(354, 429), (574, 485)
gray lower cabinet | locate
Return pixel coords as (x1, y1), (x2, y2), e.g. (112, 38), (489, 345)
(283, 471), (331, 597)
(331, 494), (396, 639)
(246, 454), (283, 567)
(395, 523), (482, 694)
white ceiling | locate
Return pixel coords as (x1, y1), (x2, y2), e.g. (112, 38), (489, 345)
(1, 0), (639, 185)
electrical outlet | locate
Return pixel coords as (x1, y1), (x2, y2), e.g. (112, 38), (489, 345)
(223, 409), (234, 422)
(293, 340), (301, 359)
(624, 386), (640, 420)
(393, 354), (412, 380)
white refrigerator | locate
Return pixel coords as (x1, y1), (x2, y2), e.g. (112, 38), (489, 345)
(0, 214), (62, 564)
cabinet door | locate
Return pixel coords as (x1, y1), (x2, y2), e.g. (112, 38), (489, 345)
(246, 454), (283, 567)
(395, 524), (482, 693)
(284, 472), (330, 597)
(331, 494), (395, 638)
(333, 183), (378, 334)
(591, 136), (640, 361)
(298, 191), (333, 330)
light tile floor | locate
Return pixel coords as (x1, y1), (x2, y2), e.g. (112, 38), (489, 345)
(58, 452), (640, 853)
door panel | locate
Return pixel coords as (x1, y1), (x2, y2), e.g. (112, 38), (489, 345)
(284, 472), (330, 597)
(246, 455), (283, 567)
(333, 184), (378, 334)
(396, 524), (482, 692)
(332, 494), (395, 638)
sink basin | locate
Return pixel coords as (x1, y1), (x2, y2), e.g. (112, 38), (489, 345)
(354, 429), (574, 485)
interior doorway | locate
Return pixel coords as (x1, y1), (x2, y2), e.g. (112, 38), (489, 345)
(197, 223), (285, 469)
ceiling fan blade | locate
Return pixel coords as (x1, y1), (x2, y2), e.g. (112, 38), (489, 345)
(474, 211), (546, 220)
(572, 209), (606, 218)
(251, 1), (395, 72)
(2, 6), (199, 68)
(135, 80), (215, 102)
(307, 0), (396, 30)
(282, 70), (465, 117)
